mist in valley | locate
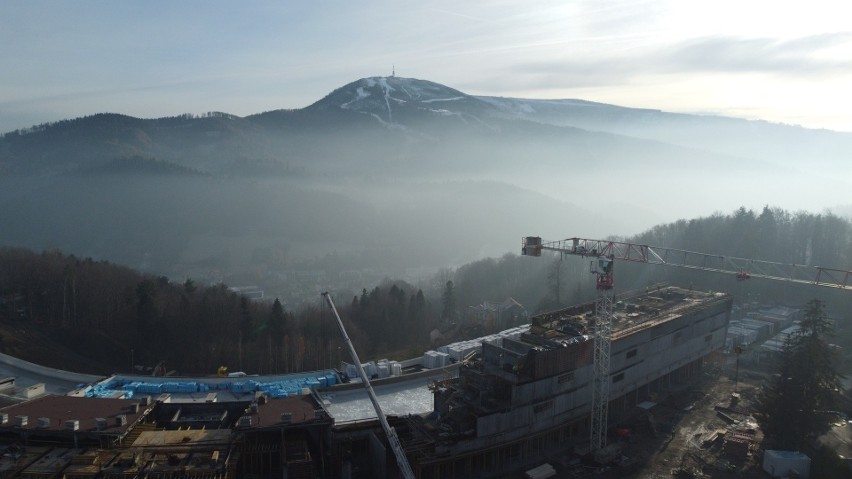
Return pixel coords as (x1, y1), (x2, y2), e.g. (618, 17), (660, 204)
(2, 76), (852, 310)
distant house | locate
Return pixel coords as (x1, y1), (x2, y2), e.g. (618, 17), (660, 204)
(468, 297), (528, 332)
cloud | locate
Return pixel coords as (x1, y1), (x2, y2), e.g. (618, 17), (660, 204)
(475, 32), (852, 96)
(665, 33), (852, 76)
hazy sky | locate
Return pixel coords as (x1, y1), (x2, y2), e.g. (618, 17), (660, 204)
(2, 0), (851, 134)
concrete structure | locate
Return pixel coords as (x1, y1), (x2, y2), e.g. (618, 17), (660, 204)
(398, 287), (732, 477)
(0, 285), (733, 478)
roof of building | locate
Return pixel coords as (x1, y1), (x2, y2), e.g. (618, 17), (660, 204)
(0, 394), (151, 435)
(132, 429), (232, 448)
(530, 287), (728, 343)
(239, 395), (327, 430)
(83, 370), (339, 402)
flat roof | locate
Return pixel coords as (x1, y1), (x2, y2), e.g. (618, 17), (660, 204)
(85, 370), (339, 402)
(239, 395), (325, 430)
(0, 395), (151, 435)
(323, 370), (452, 424)
(132, 429), (232, 447)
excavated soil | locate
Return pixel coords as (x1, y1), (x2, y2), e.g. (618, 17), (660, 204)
(551, 360), (852, 479)
(553, 364), (768, 479)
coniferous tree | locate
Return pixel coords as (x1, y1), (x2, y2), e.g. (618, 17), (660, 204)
(239, 296), (253, 341)
(268, 298), (286, 348)
(135, 279), (158, 336)
(755, 299), (843, 450)
(441, 280), (456, 320)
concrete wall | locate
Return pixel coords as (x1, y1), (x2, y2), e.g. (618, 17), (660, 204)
(0, 351), (104, 385)
(474, 298), (731, 447)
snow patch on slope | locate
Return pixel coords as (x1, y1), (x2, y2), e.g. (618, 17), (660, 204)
(341, 87), (371, 110)
(421, 96), (464, 103)
(377, 77), (395, 122)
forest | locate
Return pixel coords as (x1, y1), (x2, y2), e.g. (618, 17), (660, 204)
(0, 206), (850, 376)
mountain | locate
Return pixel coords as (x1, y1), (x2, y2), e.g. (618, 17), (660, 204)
(1, 76), (851, 298)
(306, 76), (487, 124)
(477, 96), (852, 174)
(5, 76), (850, 181)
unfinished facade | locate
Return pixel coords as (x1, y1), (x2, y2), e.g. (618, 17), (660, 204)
(402, 286), (732, 477)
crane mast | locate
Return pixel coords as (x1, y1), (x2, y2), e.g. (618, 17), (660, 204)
(522, 236), (852, 452)
(590, 256), (614, 451)
(322, 293), (415, 479)
(523, 237), (616, 450)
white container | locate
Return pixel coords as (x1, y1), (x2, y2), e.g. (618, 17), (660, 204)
(24, 383), (45, 399)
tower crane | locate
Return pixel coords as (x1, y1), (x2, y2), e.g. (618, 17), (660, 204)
(521, 236), (852, 452)
(322, 292), (415, 479)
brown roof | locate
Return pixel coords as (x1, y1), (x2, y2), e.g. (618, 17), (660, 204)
(132, 429), (231, 448)
(0, 395), (151, 435)
(241, 395), (327, 430)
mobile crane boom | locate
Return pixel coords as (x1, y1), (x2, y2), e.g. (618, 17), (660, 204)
(322, 292), (415, 479)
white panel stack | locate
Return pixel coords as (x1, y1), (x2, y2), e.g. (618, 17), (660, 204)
(439, 341), (481, 362)
(343, 362), (359, 379)
(422, 351), (450, 369)
(24, 383), (45, 399)
(436, 324), (530, 362)
(343, 361), (386, 380)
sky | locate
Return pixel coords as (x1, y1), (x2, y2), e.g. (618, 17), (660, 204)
(2, 0), (852, 134)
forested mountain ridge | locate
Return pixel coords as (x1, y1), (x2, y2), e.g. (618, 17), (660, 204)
(0, 247), (437, 375)
(633, 206), (851, 265)
(3, 76), (850, 178)
(478, 96), (852, 173)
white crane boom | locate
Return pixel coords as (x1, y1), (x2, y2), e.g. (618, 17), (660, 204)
(523, 237), (852, 290)
(322, 292), (415, 479)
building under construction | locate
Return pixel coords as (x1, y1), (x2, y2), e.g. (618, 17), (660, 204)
(397, 286), (732, 478)
(0, 286), (731, 478)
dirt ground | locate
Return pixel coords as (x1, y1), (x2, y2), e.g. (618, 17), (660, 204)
(629, 371), (763, 479)
(552, 358), (852, 479)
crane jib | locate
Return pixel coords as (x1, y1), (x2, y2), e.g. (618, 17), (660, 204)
(521, 237), (852, 291)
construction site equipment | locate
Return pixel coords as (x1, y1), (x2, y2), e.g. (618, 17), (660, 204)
(522, 236), (852, 452)
(522, 237), (852, 290)
(322, 292), (415, 479)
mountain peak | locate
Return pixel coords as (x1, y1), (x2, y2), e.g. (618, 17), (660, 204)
(306, 76), (486, 125)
